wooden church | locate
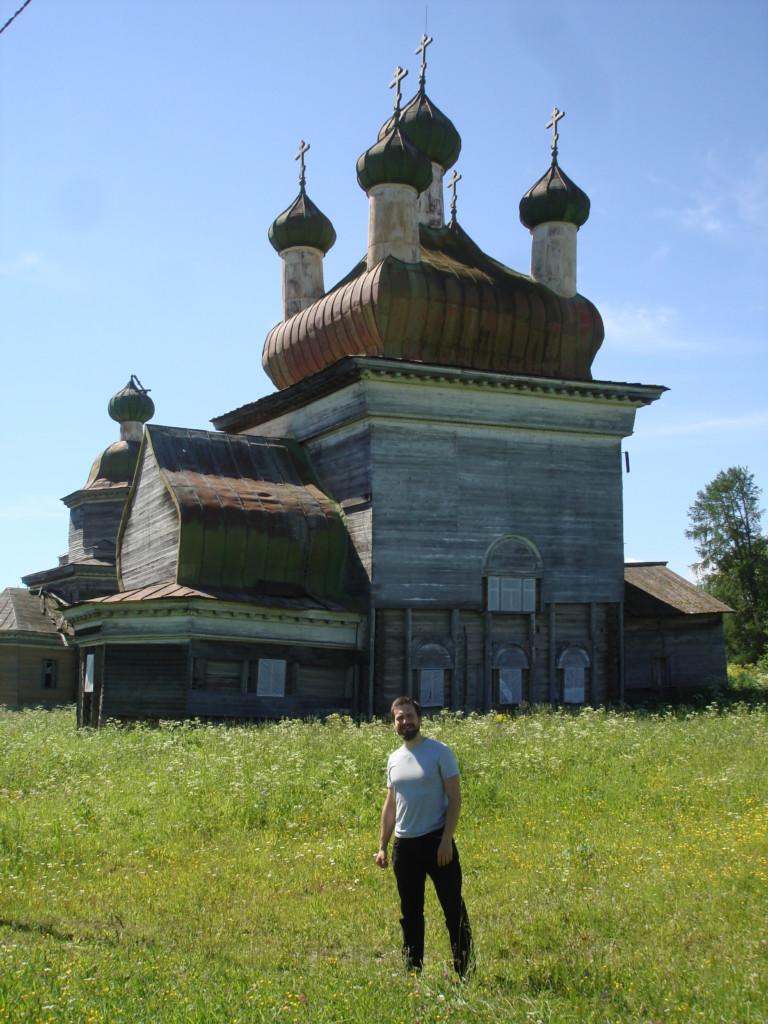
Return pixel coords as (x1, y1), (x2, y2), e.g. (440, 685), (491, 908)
(11, 39), (730, 723)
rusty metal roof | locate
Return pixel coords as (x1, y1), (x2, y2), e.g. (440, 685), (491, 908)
(84, 580), (355, 612)
(624, 562), (732, 617)
(121, 427), (358, 606)
(262, 220), (604, 390)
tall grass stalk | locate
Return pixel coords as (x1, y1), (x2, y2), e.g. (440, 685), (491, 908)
(1, 704), (766, 1023)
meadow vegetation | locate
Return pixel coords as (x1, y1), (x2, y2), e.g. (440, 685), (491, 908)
(1, 680), (767, 1023)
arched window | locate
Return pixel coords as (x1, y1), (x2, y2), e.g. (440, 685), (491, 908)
(557, 646), (591, 705)
(484, 535), (543, 613)
(412, 640), (453, 709)
(492, 644), (529, 706)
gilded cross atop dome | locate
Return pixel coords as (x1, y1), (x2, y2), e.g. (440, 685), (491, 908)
(295, 139), (310, 192)
(389, 65), (408, 119)
(448, 168), (461, 223)
(416, 33), (432, 89)
(546, 107), (565, 165)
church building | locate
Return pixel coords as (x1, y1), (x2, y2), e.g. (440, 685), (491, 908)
(10, 38), (729, 723)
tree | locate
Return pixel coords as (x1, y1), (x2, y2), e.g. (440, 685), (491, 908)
(686, 466), (768, 663)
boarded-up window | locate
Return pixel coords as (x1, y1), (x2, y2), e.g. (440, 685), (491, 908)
(498, 668), (522, 704)
(419, 669), (445, 708)
(257, 659), (286, 697)
(204, 660), (244, 690)
(493, 644), (529, 705)
(563, 665), (585, 704)
(558, 646), (591, 705)
(84, 654), (95, 694)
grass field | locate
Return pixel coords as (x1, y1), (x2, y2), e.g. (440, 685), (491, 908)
(1, 683), (767, 1023)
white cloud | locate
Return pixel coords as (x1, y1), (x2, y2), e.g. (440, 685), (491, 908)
(641, 409), (768, 438)
(599, 303), (709, 354)
(655, 148), (768, 237)
(0, 250), (41, 275)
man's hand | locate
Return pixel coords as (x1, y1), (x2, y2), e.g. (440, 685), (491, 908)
(376, 848), (388, 869)
(437, 836), (454, 867)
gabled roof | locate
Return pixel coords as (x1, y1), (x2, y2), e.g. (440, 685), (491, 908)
(120, 426), (360, 606)
(624, 563), (732, 617)
(0, 588), (68, 643)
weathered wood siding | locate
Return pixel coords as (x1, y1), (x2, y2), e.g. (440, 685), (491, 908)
(0, 646), (76, 706)
(0, 648), (16, 705)
(370, 422), (624, 606)
(624, 614), (727, 700)
(119, 445), (179, 589)
(304, 424), (373, 583)
(68, 495), (127, 563)
(101, 643), (190, 721)
(370, 601), (621, 715)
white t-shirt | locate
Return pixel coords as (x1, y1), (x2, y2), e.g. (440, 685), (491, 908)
(387, 737), (459, 838)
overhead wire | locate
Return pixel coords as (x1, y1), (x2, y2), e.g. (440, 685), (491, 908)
(0, 0), (33, 36)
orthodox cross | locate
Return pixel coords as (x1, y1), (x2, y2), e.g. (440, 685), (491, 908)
(295, 139), (310, 190)
(546, 107), (564, 163)
(389, 65), (408, 119)
(448, 168), (462, 222)
(415, 32), (432, 88)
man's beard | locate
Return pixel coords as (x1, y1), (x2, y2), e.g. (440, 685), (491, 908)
(399, 724), (420, 741)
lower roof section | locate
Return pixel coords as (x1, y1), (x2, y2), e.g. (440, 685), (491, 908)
(625, 562), (733, 617)
(63, 581), (365, 649)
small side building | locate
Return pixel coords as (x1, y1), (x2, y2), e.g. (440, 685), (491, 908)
(0, 588), (75, 706)
(623, 562), (731, 702)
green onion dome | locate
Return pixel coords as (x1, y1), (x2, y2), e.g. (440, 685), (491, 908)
(519, 162), (590, 230)
(268, 189), (337, 255)
(85, 441), (140, 488)
(357, 122), (433, 195)
(108, 377), (155, 425)
(378, 90), (461, 171)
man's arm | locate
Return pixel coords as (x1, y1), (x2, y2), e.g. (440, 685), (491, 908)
(376, 788), (395, 868)
(438, 774), (462, 867)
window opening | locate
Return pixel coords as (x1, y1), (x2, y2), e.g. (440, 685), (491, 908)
(257, 658), (287, 697)
(42, 659), (57, 690)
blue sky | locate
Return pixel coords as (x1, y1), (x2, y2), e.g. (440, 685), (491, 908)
(1, 0), (766, 590)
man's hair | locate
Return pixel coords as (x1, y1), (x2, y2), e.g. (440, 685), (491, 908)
(390, 696), (422, 721)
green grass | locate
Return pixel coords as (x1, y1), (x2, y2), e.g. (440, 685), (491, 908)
(1, 699), (767, 1024)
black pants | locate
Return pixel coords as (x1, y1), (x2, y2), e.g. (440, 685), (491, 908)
(392, 829), (473, 976)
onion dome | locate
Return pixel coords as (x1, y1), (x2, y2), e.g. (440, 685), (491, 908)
(108, 376), (155, 426)
(357, 122), (433, 194)
(268, 189), (336, 255)
(84, 441), (140, 488)
(378, 91), (461, 171)
(519, 162), (590, 230)
(519, 106), (590, 229)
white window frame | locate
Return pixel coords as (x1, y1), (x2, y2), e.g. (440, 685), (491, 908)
(487, 575), (536, 612)
(257, 658), (287, 697)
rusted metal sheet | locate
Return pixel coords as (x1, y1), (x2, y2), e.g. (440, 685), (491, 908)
(624, 563), (732, 616)
(262, 220), (604, 390)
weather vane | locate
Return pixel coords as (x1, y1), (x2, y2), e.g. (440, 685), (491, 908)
(389, 65), (408, 119)
(295, 139), (310, 191)
(448, 169), (461, 223)
(416, 32), (432, 89)
(546, 107), (565, 164)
